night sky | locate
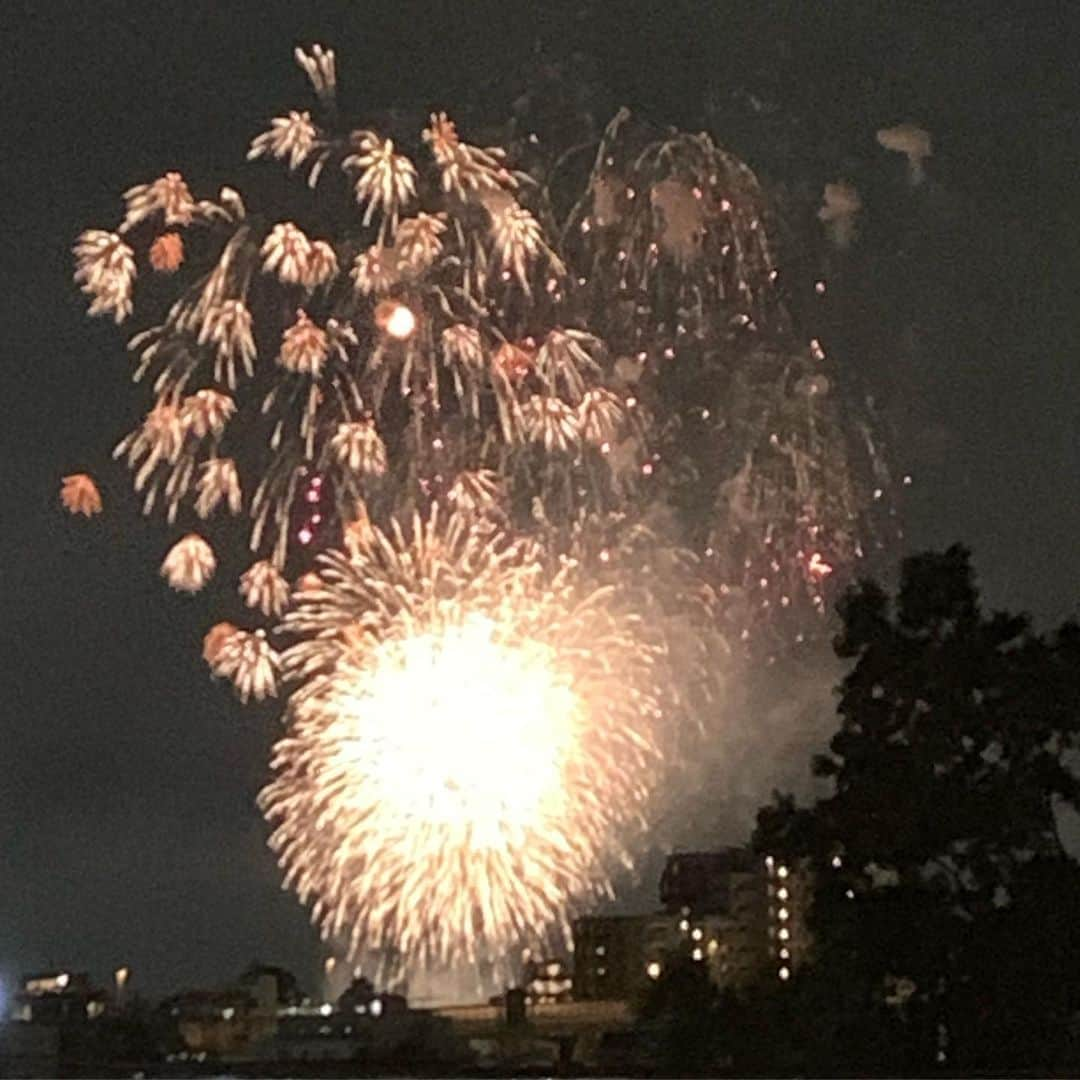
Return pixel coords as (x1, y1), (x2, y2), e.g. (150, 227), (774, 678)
(3, 1), (1078, 1001)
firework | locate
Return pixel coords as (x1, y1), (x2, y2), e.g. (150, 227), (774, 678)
(261, 510), (664, 972)
(60, 473), (103, 517)
(79, 48), (625, 572)
(68, 42), (895, 986)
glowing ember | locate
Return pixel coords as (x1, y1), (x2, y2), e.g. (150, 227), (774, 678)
(60, 473), (103, 517)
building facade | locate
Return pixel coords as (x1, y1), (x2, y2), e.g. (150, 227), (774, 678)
(573, 847), (810, 1001)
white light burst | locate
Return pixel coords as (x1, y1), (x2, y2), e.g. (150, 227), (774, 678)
(260, 511), (663, 972)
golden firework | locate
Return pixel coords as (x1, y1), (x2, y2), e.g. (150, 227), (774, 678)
(260, 510), (664, 974)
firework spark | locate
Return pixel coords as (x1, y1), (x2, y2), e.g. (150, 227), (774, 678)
(260, 511), (663, 972)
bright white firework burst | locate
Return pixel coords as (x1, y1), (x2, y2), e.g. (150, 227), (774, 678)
(260, 510), (664, 974)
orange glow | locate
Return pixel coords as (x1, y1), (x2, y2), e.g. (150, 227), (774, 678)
(149, 232), (184, 273)
(60, 473), (103, 516)
(203, 622), (239, 666)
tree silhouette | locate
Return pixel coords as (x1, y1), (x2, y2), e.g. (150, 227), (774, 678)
(756, 545), (1080, 1073)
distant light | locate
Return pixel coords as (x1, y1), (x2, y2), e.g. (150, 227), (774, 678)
(778, 907), (790, 921)
(222, 1007), (236, 1020)
(370, 998), (383, 1017)
(779, 947), (790, 960)
(779, 966), (791, 981)
(777, 887), (789, 901)
(646, 961), (661, 980)
(778, 928), (790, 941)
(831, 855), (843, 869)
(777, 866), (789, 880)
(319, 1002), (333, 1016)
(57, 974), (70, 989)
(678, 918), (690, 932)
(691, 927), (704, 941)
(692, 947), (704, 962)
(595, 946), (606, 957)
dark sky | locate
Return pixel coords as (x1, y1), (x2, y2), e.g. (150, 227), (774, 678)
(3, 1), (1077, 1001)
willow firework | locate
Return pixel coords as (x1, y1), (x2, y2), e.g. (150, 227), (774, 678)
(68, 42), (892, 983)
(261, 510), (664, 971)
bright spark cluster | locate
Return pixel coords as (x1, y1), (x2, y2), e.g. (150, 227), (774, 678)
(260, 511), (662, 971)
